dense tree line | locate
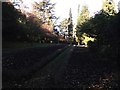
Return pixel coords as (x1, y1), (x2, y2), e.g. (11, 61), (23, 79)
(2, 1), (58, 43)
(76, 0), (120, 60)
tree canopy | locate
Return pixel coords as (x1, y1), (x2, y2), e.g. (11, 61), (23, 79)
(33, 0), (56, 25)
(75, 0), (120, 59)
(2, 2), (58, 43)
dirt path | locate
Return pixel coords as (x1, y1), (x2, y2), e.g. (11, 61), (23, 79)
(23, 45), (74, 88)
(60, 46), (119, 89)
(2, 45), (119, 89)
(2, 44), (68, 88)
(23, 46), (119, 89)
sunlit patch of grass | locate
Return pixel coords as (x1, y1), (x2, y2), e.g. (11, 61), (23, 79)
(81, 33), (95, 47)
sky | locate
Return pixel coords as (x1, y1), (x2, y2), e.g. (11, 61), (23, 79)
(51, 0), (103, 23)
(51, 0), (120, 24)
(22, 0), (120, 24)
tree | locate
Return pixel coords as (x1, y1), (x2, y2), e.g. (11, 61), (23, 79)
(33, 0), (56, 25)
(79, 7), (120, 59)
(102, 0), (116, 16)
(77, 5), (90, 28)
(104, 12), (120, 59)
(76, 5), (90, 45)
(76, 5), (90, 36)
(2, 2), (25, 41)
(59, 18), (68, 38)
(68, 8), (73, 37)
